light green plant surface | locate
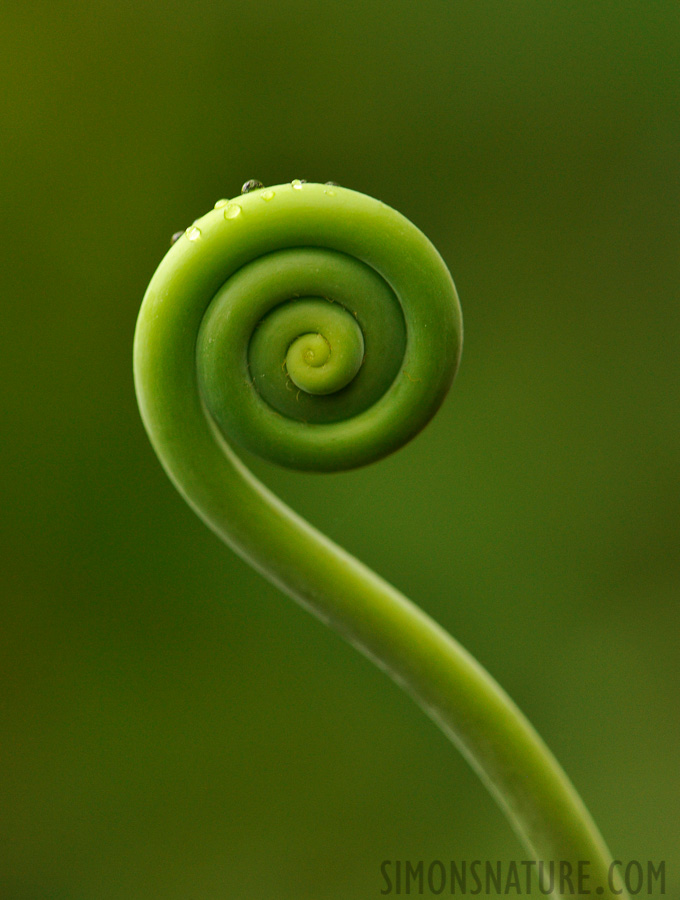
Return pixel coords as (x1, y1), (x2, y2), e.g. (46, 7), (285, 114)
(134, 182), (627, 898)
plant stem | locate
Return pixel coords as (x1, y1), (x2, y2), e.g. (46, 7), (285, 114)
(135, 182), (627, 898)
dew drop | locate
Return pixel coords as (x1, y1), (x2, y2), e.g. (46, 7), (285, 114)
(185, 225), (201, 241)
(214, 199), (230, 209)
(241, 179), (264, 193)
(323, 188), (336, 196)
(291, 179), (305, 190)
(325, 181), (340, 186)
(223, 203), (242, 219)
(261, 190), (275, 201)
(170, 230), (184, 244)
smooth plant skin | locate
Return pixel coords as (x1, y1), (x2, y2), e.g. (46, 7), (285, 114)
(134, 181), (627, 898)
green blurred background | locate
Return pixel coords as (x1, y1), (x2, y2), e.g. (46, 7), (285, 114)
(1, 2), (678, 897)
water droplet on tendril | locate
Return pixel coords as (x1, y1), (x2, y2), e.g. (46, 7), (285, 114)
(170, 231), (184, 244)
(325, 181), (340, 186)
(261, 190), (275, 201)
(323, 188), (336, 196)
(241, 179), (264, 193)
(291, 179), (306, 190)
(185, 225), (201, 241)
(223, 203), (242, 219)
(214, 199), (230, 209)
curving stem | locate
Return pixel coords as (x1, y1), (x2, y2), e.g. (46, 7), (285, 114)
(134, 182), (627, 898)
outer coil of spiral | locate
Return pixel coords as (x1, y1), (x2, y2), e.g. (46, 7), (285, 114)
(136, 182), (462, 473)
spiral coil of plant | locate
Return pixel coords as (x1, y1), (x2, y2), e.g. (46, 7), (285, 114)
(134, 180), (626, 898)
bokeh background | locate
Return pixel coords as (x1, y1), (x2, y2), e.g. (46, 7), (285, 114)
(1, 2), (678, 898)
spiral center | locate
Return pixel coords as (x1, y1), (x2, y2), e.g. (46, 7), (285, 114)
(284, 313), (364, 396)
(291, 333), (331, 370)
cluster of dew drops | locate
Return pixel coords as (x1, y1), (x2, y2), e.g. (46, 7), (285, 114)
(171, 179), (341, 245)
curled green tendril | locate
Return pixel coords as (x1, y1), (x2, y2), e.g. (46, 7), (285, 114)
(134, 182), (626, 898)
